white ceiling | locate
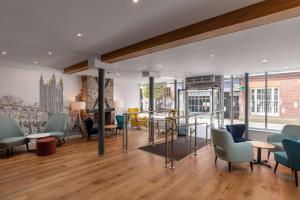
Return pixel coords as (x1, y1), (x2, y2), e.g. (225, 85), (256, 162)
(80, 16), (300, 82)
(0, 0), (262, 70)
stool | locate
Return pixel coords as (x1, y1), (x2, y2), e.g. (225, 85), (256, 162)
(36, 137), (56, 156)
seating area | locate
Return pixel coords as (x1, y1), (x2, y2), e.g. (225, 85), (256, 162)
(1, 1), (300, 200)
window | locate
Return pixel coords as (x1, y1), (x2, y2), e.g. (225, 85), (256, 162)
(250, 88), (279, 116)
(188, 91), (210, 113)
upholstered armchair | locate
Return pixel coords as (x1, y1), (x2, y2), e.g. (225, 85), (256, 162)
(267, 125), (300, 158)
(274, 139), (300, 186)
(45, 113), (68, 146)
(83, 118), (98, 140)
(128, 108), (148, 129)
(115, 115), (124, 134)
(211, 128), (254, 172)
(0, 115), (28, 157)
(226, 124), (251, 143)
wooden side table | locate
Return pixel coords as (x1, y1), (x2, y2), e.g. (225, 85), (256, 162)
(248, 141), (275, 168)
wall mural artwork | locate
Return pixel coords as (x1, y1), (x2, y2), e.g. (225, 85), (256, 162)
(0, 74), (64, 135)
(40, 74), (63, 114)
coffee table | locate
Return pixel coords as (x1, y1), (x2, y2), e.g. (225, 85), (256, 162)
(248, 141), (275, 168)
(26, 133), (51, 151)
(105, 125), (117, 136)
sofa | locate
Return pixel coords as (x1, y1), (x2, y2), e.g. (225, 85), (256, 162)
(0, 115), (29, 157)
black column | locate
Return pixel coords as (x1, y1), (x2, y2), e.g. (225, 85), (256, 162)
(245, 73), (249, 138)
(174, 80), (178, 110)
(149, 77), (154, 145)
(98, 68), (105, 155)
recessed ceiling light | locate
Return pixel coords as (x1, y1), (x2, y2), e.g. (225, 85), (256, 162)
(210, 54), (215, 58)
(34, 61), (38, 64)
(262, 59), (269, 64)
(133, 0), (139, 3)
(75, 32), (83, 37)
(1, 51), (7, 55)
(48, 51), (53, 55)
(157, 64), (163, 68)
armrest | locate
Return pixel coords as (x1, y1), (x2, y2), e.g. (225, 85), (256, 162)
(267, 134), (286, 143)
(228, 142), (253, 163)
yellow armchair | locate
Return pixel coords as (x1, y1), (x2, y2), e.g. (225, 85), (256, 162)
(128, 108), (148, 129)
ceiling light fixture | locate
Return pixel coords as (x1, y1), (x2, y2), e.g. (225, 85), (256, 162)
(157, 64), (163, 68)
(210, 54), (215, 58)
(262, 59), (269, 64)
(34, 61), (38, 64)
(75, 32), (83, 37)
(48, 51), (53, 55)
(1, 51), (7, 55)
(133, 0), (139, 3)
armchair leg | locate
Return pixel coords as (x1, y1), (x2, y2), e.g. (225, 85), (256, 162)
(250, 162), (253, 172)
(295, 170), (298, 187)
(6, 149), (10, 158)
(215, 156), (217, 165)
(228, 162), (231, 172)
(26, 143), (29, 152)
(63, 138), (66, 144)
(274, 162), (278, 174)
(58, 140), (61, 147)
(268, 151), (271, 160)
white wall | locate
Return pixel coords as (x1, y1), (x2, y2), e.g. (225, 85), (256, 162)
(0, 66), (81, 108)
(114, 78), (140, 114)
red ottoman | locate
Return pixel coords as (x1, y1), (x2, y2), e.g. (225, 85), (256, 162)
(36, 137), (56, 156)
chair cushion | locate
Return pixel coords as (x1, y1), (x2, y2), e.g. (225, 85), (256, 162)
(274, 152), (289, 167)
(226, 124), (246, 139)
(47, 132), (64, 138)
(0, 137), (25, 148)
(270, 142), (285, 151)
(234, 137), (251, 143)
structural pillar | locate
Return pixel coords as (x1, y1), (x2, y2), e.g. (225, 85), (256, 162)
(244, 73), (249, 138)
(149, 77), (155, 145)
(174, 80), (178, 110)
(98, 68), (105, 155)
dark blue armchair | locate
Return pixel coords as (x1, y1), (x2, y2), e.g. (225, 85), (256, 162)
(226, 124), (251, 143)
(115, 115), (124, 134)
(274, 139), (300, 186)
(84, 118), (98, 140)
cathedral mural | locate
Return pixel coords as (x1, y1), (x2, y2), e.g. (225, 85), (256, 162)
(0, 74), (64, 135)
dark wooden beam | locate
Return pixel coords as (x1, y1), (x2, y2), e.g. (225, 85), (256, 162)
(64, 60), (89, 74)
(101, 0), (300, 63)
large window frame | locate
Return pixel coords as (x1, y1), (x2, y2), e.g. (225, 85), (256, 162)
(250, 88), (279, 116)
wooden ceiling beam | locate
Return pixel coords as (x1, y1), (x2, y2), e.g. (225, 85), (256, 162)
(101, 0), (300, 63)
(64, 60), (89, 74)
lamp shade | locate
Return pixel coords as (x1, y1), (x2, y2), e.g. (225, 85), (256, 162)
(71, 101), (86, 111)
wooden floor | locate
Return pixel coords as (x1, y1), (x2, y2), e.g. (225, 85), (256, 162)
(0, 129), (299, 200)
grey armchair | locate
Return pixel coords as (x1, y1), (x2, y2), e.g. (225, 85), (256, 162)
(267, 125), (300, 158)
(211, 128), (254, 172)
(44, 113), (68, 146)
(0, 115), (28, 157)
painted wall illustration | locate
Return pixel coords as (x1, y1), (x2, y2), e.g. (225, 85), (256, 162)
(0, 74), (64, 134)
(40, 74), (63, 114)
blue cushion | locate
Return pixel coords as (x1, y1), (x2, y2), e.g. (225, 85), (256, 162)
(234, 137), (251, 143)
(226, 124), (245, 139)
(274, 152), (289, 167)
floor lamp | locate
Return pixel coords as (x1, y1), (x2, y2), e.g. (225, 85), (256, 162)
(71, 101), (86, 137)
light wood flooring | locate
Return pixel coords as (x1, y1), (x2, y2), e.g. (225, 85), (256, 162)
(0, 129), (299, 200)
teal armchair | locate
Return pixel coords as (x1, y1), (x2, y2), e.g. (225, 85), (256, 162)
(0, 115), (28, 157)
(44, 113), (68, 146)
(211, 128), (254, 172)
(274, 139), (300, 186)
(267, 125), (300, 158)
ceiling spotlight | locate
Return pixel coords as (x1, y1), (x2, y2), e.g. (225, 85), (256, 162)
(48, 51), (53, 55)
(1, 51), (7, 55)
(133, 0), (139, 3)
(157, 64), (163, 68)
(210, 54), (215, 58)
(34, 61), (38, 64)
(262, 59), (269, 64)
(75, 32), (83, 37)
